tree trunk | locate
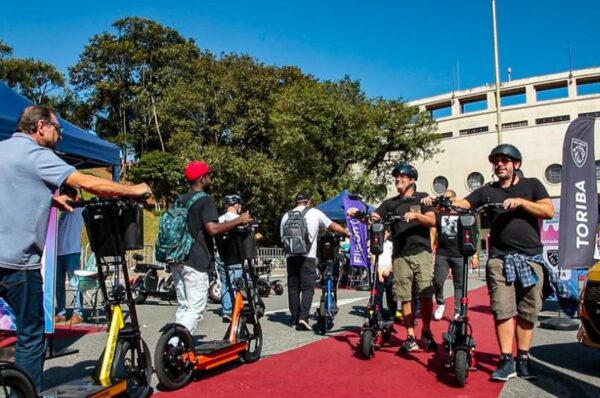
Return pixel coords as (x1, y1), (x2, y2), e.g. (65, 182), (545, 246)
(151, 95), (165, 152)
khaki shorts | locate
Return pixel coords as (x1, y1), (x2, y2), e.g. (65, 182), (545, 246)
(392, 251), (434, 302)
(486, 258), (543, 323)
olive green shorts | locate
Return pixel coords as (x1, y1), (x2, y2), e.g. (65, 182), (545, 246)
(392, 251), (434, 302)
(486, 258), (544, 323)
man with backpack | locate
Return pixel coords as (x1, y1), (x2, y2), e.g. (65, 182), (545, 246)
(164, 161), (252, 335)
(280, 192), (350, 331)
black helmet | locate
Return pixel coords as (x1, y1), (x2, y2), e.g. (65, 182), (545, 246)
(224, 194), (241, 205)
(391, 162), (418, 180)
(488, 144), (522, 163)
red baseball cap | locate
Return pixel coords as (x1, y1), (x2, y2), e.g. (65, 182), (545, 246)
(184, 161), (211, 183)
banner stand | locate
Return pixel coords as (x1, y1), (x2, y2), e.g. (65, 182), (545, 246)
(46, 333), (79, 359)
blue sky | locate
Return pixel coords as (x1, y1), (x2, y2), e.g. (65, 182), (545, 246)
(1, 0), (599, 101)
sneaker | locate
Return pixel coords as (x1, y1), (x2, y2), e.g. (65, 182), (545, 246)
(491, 356), (517, 381)
(422, 330), (438, 352)
(296, 319), (311, 331)
(70, 314), (85, 325)
(222, 314), (232, 323)
(453, 313), (461, 321)
(395, 310), (403, 319)
(167, 336), (180, 347)
(54, 315), (67, 324)
(516, 356), (537, 380)
(399, 335), (419, 353)
(433, 304), (446, 321)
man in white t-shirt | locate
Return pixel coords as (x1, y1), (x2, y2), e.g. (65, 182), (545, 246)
(280, 192), (350, 331)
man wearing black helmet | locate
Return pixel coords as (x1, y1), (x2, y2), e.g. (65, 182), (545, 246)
(217, 195), (244, 322)
(370, 162), (438, 353)
(449, 143), (554, 382)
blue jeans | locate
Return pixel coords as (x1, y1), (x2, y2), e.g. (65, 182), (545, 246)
(56, 253), (83, 316)
(217, 261), (242, 316)
(0, 268), (46, 392)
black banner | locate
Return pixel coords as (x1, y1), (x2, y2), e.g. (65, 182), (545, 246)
(559, 117), (597, 270)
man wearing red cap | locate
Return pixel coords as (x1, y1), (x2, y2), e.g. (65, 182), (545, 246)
(171, 161), (252, 334)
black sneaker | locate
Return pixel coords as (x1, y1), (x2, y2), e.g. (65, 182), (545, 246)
(422, 330), (438, 352)
(222, 314), (232, 323)
(399, 335), (419, 353)
(516, 356), (537, 380)
(296, 319), (312, 331)
(491, 356), (517, 381)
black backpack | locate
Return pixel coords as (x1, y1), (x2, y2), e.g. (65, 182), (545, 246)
(281, 208), (311, 255)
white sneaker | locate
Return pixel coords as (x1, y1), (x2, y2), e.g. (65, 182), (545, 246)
(167, 336), (180, 346)
(433, 304), (446, 321)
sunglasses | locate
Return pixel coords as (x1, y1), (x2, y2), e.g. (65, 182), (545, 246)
(46, 121), (64, 136)
(491, 157), (513, 165)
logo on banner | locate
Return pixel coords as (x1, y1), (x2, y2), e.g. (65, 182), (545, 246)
(543, 246), (560, 273)
(571, 138), (588, 168)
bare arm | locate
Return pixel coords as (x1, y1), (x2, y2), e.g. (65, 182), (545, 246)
(327, 221), (351, 238)
(505, 197), (554, 219)
(65, 171), (151, 198)
(204, 212), (253, 236)
(404, 210), (436, 227)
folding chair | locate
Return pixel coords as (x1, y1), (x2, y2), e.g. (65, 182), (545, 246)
(73, 253), (102, 322)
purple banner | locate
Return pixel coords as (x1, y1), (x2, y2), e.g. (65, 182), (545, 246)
(343, 195), (370, 268)
(42, 206), (58, 333)
(559, 117), (597, 269)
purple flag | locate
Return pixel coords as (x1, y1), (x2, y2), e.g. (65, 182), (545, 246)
(559, 117), (597, 269)
(343, 195), (370, 268)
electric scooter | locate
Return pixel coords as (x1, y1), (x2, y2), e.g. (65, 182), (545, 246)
(315, 233), (340, 334)
(433, 196), (503, 386)
(41, 196), (153, 398)
(153, 223), (263, 391)
(131, 254), (176, 304)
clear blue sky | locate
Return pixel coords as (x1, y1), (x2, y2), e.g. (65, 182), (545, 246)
(1, 0), (599, 101)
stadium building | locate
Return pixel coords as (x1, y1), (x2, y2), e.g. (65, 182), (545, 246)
(406, 67), (600, 199)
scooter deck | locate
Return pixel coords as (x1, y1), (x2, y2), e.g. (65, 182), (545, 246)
(189, 339), (248, 371)
(194, 339), (244, 354)
(40, 376), (126, 398)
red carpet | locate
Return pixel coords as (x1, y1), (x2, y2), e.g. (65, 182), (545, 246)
(157, 286), (505, 398)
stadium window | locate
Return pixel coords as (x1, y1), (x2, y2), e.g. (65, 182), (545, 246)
(535, 82), (568, 102)
(460, 95), (487, 114)
(432, 176), (448, 195)
(578, 111), (600, 119)
(427, 101), (452, 120)
(544, 164), (561, 184)
(500, 89), (526, 107)
(577, 77), (600, 96)
(466, 172), (484, 191)
(535, 115), (570, 125)
(500, 120), (528, 130)
(459, 126), (489, 136)
(437, 131), (453, 139)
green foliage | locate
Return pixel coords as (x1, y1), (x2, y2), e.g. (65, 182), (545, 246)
(129, 151), (185, 207)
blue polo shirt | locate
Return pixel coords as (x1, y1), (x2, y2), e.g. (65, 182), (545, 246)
(0, 132), (75, 269)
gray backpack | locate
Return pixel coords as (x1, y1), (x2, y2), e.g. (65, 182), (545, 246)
(281, 208), (311, 255)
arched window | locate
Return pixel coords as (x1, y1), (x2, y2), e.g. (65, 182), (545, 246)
(544, 164), (561, 184)
(432, 176), (448, 195)
(466, 172), (484, 191)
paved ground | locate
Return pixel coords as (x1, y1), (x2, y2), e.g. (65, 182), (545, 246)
(43, 270), (600, 397)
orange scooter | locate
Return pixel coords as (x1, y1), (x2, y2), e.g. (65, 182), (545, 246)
(153, 224), (264, 391)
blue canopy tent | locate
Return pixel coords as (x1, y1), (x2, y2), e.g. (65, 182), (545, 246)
(0, 82), (121, 175)
(315, 190), (375, 221)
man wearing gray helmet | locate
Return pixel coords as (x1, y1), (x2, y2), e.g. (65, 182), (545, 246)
(217, 195), (244, 322)
(448, 144), (554, 382)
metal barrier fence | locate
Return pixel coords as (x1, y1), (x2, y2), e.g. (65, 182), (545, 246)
(83, 244), (286, 268)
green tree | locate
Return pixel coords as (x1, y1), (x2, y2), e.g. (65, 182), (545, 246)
(129, 151), (184, 210)
(69, 17), (201, 157)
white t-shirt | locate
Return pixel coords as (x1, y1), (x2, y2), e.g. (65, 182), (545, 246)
(218, 211), (240, 223)
(280, 205), (333, 259)
(377, 240), (394, 275)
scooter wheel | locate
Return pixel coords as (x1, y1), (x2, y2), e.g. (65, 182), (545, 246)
(382, 328), (392, 345)
(359, 329), (375, 359)
(273, 282), (284, 295)
(240, 316), (263, 363)
(209, 280), (221, 303)
(316, 315), (326, 335)
(115, 338), (153, 398)
(133, 291), (147, 305)
(154, 326), (194, 390)
(258, 280), (270, 298)
(0, 364), (37, 398)
(454, 349), (469, 387)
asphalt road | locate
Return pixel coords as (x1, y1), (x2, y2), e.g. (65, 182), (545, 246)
(43, 270), (600, 397)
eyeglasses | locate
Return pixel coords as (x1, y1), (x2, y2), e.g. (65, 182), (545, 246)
(491, 157), (513, 165)
(45, 121), (64, 136)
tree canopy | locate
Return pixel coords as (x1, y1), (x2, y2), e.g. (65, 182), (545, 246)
(1, 18), (440, 245)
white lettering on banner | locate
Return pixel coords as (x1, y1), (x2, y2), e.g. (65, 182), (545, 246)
(350, 219), (365, 264)
(575, 180), (590, 248)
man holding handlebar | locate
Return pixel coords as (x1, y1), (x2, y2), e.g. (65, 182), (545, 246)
(0, 105), (151, 392)
(424, 143), (553, 382)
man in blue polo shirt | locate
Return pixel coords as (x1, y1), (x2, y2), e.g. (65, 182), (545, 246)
(0, 105), (151, 392)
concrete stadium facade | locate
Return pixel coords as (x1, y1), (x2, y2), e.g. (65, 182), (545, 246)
(404, 67), (600, 199)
